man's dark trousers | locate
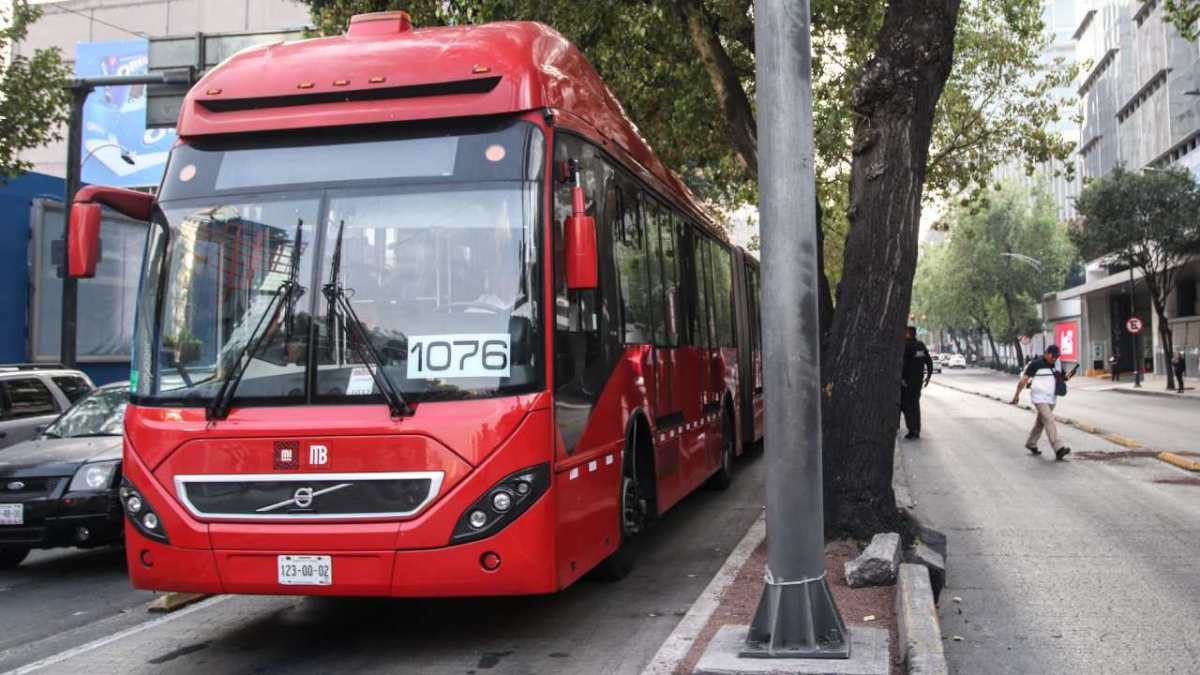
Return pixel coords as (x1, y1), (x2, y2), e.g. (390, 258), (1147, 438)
(901, 377), (923, 435)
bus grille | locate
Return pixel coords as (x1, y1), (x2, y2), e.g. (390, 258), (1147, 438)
(174, 472), (443, 521)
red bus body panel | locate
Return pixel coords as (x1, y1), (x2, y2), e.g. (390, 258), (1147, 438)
(122, 18), (761, 598)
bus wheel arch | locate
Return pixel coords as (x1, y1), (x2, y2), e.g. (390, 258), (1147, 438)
(593, 412), (652, 582)
(707, 395), (737, 490)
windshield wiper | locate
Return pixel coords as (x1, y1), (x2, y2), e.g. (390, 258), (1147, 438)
(206, 220), (306, 421)
(323, 220), (412, 418)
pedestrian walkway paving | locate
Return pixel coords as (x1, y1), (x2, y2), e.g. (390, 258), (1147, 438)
(903, 385), (1200, 674)
(1067, 373), (1200, 400)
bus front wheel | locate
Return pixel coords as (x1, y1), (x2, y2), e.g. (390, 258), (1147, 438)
(593, 455), (644, 581)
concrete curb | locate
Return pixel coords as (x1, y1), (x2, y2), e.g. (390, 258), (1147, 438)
(895, 564), (948, 675)
(147, 592), (210, 613)
(1109, 387), (1198, 402)
(932, 381), (1195, 475)
(640, 514), (766, 675)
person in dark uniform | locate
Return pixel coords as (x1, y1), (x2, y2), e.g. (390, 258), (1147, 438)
(901, 326), (934, 439)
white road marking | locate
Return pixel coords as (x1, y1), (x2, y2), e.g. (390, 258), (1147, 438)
(639, 514), (765, 675)
(2, 595), (232, 675)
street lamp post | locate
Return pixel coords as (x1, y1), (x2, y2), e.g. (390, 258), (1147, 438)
(743, 0), (849, 659)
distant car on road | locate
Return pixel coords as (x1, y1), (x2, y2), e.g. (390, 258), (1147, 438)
(948, 354), (967, 369)
(0, 382), (128, 568)
(930, 356), (943, 373)
(0, 365), (95, 450)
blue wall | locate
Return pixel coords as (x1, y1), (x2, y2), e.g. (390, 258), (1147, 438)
(0, 173), (66, 363)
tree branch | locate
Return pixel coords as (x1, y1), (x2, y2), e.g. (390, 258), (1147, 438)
(672, 0), (758, 177)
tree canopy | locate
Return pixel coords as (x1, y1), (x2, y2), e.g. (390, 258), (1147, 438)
(1165, 0), (1200, 40)
(303, 0), (1076, 285)
(0, 1), (71, 179)
(913, 183), (1074, 364)
(1073, 166), (1200, 388)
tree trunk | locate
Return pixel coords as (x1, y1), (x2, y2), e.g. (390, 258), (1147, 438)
(984, 325), (1001, 367)
(1155, 311), (1176, 390)
(817, 199), (834, 338)
(821, 0), (962, 538)
(1013, 339), (1025, 368)
(951, 330), (963, 355)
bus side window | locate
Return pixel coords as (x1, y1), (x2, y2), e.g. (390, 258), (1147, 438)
(659, 207), (679, 347)
(552, 136), (603, 401)
(614, 181), (652, 343)
(644, 196), (668, 347)
(689, 226), (711, 349)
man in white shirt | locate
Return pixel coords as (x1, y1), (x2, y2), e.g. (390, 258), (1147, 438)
(1011, 345), (1075, 460)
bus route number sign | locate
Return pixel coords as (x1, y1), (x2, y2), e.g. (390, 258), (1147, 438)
(1125, 317), (1144, 335)
(407, 334), (511, 379)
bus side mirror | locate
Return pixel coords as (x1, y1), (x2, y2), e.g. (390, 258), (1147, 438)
(68, 186), (155, 279)
(564, 183), (597, 290)
(68, 203), (102, 278)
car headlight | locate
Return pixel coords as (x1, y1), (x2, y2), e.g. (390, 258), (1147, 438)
(69, 460), (119, 491)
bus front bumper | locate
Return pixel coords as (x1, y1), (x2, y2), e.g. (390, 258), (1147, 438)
(125, 489), (558, 597)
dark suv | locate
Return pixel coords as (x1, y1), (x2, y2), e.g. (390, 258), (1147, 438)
(0, 383), (128, 568)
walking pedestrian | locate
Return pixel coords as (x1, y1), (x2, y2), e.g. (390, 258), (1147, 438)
(1109, 349), (1120, 382)
(1011, 344), (1075, 460)
(1172, 351), (1186, 393)
(900, 326), (934, 439)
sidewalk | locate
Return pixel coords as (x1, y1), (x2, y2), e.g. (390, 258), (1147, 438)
(1067, 372), (1200, 400)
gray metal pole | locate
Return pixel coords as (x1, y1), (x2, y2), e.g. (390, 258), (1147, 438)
(60, 85), (89, 368)
(1129, 265), (1142, 387)
(743, 0), (848, 659)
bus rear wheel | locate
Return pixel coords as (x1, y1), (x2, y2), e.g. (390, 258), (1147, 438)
(594, 458), (644, 582)
(707, 409), (735, 490)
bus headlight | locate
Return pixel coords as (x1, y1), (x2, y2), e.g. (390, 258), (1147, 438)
(451, 463), (549, 544)
(120, 478), (169, 543)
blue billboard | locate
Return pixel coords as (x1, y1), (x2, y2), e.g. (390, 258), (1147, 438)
(75, 40), (176, 188)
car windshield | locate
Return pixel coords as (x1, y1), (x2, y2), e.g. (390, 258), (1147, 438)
(43, 387), (129, 438)
(133, 120), (544, 408)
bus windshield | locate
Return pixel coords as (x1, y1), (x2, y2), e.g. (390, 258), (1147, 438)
(133, 121), (544, 407)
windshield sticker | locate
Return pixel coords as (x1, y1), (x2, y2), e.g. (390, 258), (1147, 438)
(407, 334), (511, 379)
(346, 367), (376, 395)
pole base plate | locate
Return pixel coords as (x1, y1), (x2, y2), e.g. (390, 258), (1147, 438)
(741, 575), (850, 659)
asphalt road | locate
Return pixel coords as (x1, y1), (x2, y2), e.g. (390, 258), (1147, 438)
(0, 450), (765, 675)
(0, 546), (154, 659)
(903, 383), (1200, 674)
(933, 368), (1199, 455)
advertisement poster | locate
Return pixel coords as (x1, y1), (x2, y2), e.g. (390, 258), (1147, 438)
(1055, 321), (1079, 361)
(75, 40), (176, 187)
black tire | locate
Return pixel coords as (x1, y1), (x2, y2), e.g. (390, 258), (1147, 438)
(707, 408), (735, 490)
(593, 452), (645, 582)
(0, 546), (31, 569)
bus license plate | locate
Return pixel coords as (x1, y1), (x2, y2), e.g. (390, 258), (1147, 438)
(277, 555), (332, 586)
(0, 504), (21, 525)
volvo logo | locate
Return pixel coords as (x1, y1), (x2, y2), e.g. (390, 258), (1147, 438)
(256, 483), (353, 513)
(6, 481), (24, 491)
(293, 487), (314, 508)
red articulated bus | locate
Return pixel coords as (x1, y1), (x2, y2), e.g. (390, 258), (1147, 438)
(68, 11), (763, 596)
